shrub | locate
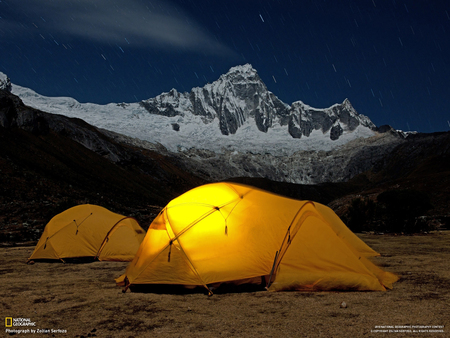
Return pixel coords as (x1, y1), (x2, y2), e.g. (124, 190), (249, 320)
(376, 189), (433, 233)
(346, 197), (376, 233)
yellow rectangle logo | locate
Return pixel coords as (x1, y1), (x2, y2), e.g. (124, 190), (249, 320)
(5, 317), (12, 327)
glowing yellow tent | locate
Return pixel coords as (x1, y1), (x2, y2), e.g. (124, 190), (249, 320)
(117, 183), (398, 294)
(29, 204), (146, 262)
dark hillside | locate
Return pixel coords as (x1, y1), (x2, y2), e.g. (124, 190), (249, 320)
(327, 132), (450, 232)
(0, 89), (205, 243)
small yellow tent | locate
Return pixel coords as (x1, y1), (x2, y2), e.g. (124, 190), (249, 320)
(116, 183), (398, 294)
(29, 204), (146, 262)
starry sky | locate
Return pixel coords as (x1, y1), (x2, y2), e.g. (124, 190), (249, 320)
(1, 0), (449, 133)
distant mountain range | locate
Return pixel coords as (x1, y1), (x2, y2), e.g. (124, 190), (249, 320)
(6, 65), (380, 155)
(2, 65), (408, 184)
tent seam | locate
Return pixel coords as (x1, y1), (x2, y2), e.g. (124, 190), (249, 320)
(95, 216), (140, 260)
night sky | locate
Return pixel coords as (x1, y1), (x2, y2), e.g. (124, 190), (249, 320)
(1, 0), (449, 133)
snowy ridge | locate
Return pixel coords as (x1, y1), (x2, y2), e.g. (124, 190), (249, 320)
(5, 65), (376, 156)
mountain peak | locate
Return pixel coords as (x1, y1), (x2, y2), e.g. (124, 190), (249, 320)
(342, 98), (352, 108)
(0, 72), (12, 92)
(217, 64), (262, 86)
(226, 64), (257, 75)
(341, 98), (358, 115)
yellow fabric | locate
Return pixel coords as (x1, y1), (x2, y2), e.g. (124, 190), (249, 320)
(117, 183), (398, 292)
(29, 204), (145, 261)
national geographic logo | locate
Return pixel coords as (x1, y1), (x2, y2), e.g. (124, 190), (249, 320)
(5, 317), (12, 327)
(4, 317), (36, 327)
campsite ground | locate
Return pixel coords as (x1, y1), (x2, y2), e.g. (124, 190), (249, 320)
(2, 232), (449, 337)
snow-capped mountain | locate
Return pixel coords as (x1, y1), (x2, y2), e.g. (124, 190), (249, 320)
(139, 64), (376, 142)
(3, 66), (405, 184)
(7, 65), (375, 156)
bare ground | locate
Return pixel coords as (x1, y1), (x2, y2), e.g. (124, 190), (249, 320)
(2, 232), (449, 337)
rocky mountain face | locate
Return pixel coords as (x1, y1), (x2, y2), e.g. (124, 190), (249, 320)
(140, 64), (375, 140)
(288, 99), (375, 140)
(165, 129), (405, 184)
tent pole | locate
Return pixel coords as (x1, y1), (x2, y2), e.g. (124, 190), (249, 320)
(266, 251), (279, 290)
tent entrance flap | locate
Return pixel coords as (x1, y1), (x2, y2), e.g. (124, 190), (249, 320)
(267, 202), (320, 288)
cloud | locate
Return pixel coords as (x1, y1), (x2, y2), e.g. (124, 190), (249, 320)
(0, 0), (234, 56)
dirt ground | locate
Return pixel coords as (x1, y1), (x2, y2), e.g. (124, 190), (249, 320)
(2, 232), (449, 338)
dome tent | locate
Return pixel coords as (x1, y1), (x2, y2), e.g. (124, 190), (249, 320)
(29, 204), (146, 262)
(116, 183), (398, 294)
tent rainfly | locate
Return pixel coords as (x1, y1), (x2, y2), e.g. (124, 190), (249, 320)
(116, 183), (398, 294)
(29, 204), (146, 262)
